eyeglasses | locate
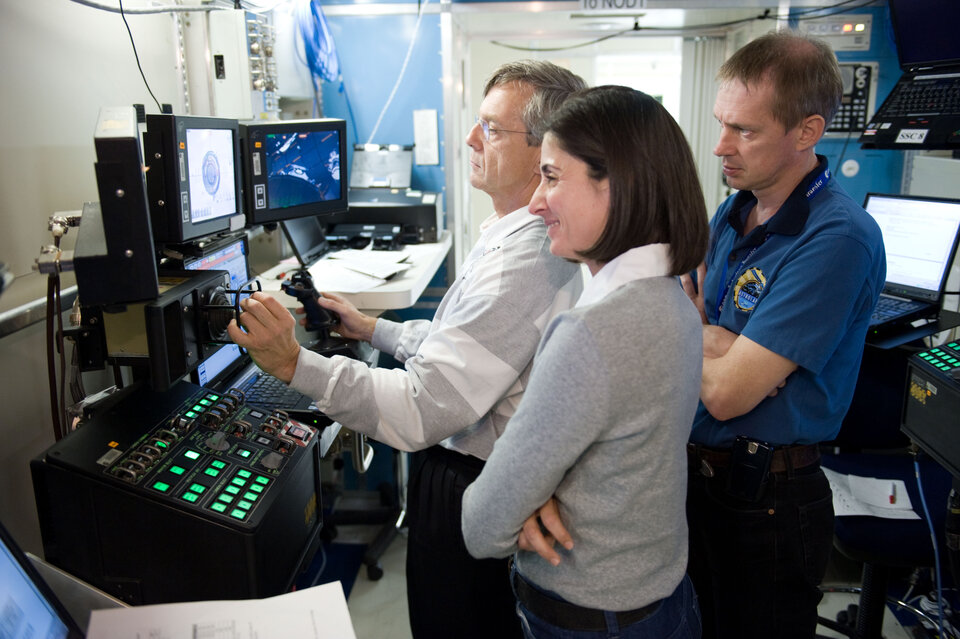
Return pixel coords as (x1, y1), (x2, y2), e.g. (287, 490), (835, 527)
(475, 117), (530, 141)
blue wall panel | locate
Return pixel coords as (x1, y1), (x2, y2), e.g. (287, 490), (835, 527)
(796, 5), (905, 203)
(319, 13), (446, 195)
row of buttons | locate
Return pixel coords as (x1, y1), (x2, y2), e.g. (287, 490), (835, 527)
(208, 469), (272, 520)
(919, 343), (960, 372)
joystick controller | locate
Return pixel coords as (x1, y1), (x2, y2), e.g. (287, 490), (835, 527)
(281, 270), (339, 332)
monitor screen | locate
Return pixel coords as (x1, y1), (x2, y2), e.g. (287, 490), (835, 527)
(241, 119), (348, 226)
(144, 114), (243, 243)
(863, 193), (960, 299)
(889, 0), (960, 69)
(185, 236), (250, 386)
(185, 128), (238, 225)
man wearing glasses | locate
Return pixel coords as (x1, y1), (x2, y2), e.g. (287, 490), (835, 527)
(229, 60), (585, 638)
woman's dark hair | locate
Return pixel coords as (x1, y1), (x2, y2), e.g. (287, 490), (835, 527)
(544, 85), (709, 276)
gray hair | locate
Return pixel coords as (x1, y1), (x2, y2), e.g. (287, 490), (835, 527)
(483, 60), (587, 146)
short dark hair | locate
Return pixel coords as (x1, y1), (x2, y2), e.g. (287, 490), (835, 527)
(718, 30), (843, 130)
(544, 85), (709, 276)
(483, 60), (587, 146)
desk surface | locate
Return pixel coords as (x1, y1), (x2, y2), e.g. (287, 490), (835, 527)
(256, 232), (451, 313)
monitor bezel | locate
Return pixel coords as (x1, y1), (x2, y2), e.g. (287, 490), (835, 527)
(240, 118), (349, 226)
(144, 114), (243, 243)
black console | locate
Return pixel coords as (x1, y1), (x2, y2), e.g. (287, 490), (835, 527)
(31, 381), (328, 605)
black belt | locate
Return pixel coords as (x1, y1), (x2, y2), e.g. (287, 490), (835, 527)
(512, 570), (661, 631)
(687, 442), (820, 476)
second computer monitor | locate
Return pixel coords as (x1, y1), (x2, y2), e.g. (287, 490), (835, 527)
(240, 119), (348, 226)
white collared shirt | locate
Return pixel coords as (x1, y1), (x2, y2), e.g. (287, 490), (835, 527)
(576, 243), (672, 308)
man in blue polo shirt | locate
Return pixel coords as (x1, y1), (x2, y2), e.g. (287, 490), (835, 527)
(680, 31), (886, 639)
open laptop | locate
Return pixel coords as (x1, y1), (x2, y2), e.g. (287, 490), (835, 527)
(184, 235), (323, 416)
(864, 193), (960, 329)
(281, 215), (331, 268)
(859, 0), (960, 149)
(0, 519), (84, 639)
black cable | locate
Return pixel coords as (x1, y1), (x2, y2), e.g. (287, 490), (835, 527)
(45, 276), (63, 442)
(118, 0), (163, 113)
(55, 282), (68, 433)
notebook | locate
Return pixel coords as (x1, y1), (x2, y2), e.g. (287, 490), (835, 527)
(864, 193), (960, 329)
(0, 518), (84, 639)
(184, 235), (324, 416)
(859, 0), (960, 149)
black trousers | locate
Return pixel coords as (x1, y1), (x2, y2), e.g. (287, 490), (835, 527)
(405, 445), (523, 639)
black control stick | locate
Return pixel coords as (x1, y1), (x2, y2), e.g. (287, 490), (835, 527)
(281, 270), (339, 332)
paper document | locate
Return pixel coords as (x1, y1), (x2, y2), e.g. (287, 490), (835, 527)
(307, 260), (386, 294)
(326, 248), (412, 280)
(86, 581), (357, 639)
(823, 467), (920, 520)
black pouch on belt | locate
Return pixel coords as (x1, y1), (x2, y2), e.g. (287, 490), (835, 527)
(725, 436), (773, 502)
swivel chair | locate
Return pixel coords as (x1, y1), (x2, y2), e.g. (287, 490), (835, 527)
(817, 344), (955, 638)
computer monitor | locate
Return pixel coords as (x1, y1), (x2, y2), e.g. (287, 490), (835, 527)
(144, 114), (243, 243)
(240, 119), (348, 226)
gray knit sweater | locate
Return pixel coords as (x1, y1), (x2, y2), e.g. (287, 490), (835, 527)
(462, 275), (702, 611)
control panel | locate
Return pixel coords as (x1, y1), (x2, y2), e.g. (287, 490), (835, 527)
(32, 382), (329, 604)
(902, 341), (960, 479)
(826, 62), (878, 136)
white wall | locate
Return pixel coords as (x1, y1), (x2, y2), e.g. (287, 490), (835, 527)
(0, 0), (183, 553)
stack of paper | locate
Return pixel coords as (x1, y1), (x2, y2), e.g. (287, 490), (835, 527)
(823, 467), (919, 519)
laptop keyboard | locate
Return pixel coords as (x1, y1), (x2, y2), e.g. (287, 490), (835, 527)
(239, 372), (310, 410)
(871, 296), (926, 324)
(882, 77), (960, 117)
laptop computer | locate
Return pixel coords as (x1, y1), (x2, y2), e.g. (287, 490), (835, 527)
(859, 0), (960, 150)
(864, 192), (960, 329)
(0, 518), (84, 639)
(281, 215), (331, 268)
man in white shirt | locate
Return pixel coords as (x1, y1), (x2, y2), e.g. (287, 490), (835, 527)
(229, 60), (585, 639)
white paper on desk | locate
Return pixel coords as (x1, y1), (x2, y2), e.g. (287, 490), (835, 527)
(86, 581), (357, 639)
(307, 261), (385, 294)
(823, 467), (920, 520)
(326, 249), (412, 279)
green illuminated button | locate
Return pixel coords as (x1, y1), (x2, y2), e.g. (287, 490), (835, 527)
(192, 405), (206, 413)
(189, 483), (206, 494)
(154, 440), (168, 449)
(230, 509), (246, 520)
(152, 481), (171, 492)
(237, 500), (253, 510)
(185, 411), (199, 419)
(169, 465), (186, 475)
(182, 492), (199, 503)
(243, 492), (259, 502)
(255, 476), (270, 485)
(199, 399), (212, 406)
(217, 494), (235, 504)
(231, 477), (246, 487)
(237, 449), (252, 459)
(206, 394), (220, 401)
(204, 468), (220, 477)
(184, 450), (201, 461)
(249, 483), (265, 494)
(237, 469), (252, 479)
(225, 485), (241, 495)
(211, 460), (227, 469)
(211, 502), (227, 513)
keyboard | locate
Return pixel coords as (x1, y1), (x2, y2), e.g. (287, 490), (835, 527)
(870, 296), (926, 325)
(239, 372), (311, 410)
(882, 76), (960, 117)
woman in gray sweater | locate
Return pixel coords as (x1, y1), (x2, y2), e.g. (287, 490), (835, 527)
(461, 85), (709, 638)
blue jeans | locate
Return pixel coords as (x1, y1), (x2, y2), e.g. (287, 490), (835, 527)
(686, 462), (834, 639)
(510, 563), (702, 639)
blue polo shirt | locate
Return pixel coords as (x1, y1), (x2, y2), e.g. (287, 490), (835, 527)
(690, 156), (885, 448)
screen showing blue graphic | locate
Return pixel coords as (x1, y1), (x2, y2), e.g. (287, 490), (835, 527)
(265, 130), (341, 211)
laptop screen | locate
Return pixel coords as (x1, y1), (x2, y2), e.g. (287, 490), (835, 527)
(281, 216), (329, 267)
(186, 237), (250, 385)
(863, 193), (960, 302)
(0, 521), (79, 639)
(889, 0), (960, 69)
